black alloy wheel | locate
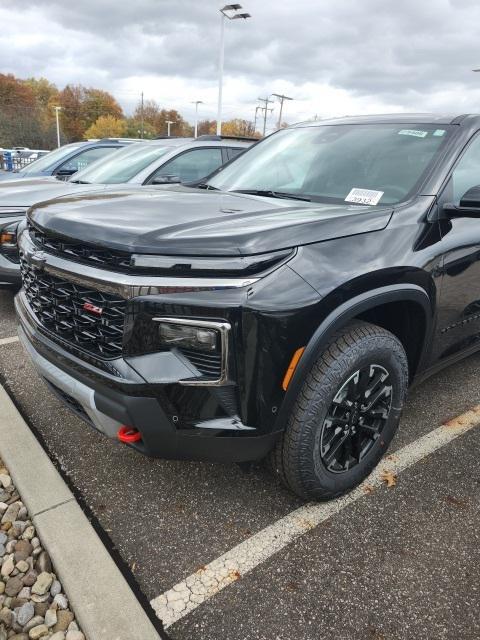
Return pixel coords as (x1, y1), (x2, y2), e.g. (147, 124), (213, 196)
(320, 364), (393, 473)
(269, 321), (408, 500)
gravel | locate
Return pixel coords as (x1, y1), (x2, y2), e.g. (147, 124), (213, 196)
(0, 459), (85, 640)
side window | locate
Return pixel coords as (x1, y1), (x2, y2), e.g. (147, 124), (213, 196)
(452, 135), (480, 204)
(151, 148), (223, 183)
(56, 146), (119, 174)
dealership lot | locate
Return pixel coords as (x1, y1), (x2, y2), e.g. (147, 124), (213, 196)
(1, 287), (480, 639)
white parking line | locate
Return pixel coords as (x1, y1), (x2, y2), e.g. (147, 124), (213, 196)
(151, 406), (480, 628)
(0, 336), (19, 346)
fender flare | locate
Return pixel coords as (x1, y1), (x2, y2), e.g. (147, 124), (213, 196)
(275, 283), (433, 431)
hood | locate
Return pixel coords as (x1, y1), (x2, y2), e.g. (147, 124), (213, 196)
(29, 188), (393, 257)
(0, 178), (108, 208)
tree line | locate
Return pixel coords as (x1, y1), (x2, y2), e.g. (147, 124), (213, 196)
(0, 73), (259, 149)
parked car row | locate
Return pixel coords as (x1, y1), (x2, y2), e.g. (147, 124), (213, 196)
(0, 135), (252, 286)
(8, 114), (480, 500)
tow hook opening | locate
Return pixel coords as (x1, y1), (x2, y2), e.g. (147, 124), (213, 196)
(117, 426), (142, 444)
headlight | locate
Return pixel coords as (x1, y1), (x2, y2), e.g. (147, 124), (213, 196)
(0, 222), (18, 249)
(152, 317), (231, 386)
(157, 319), (219, 352)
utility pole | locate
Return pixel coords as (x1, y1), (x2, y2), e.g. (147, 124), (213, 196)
(257, 96), (274, 136)
(54, 106), (62, 148)
(140, 91), (144, 139)
(216, 4), (251, 136)
(272, 93), (293, 129)
(253, 105), (262, 134)
(192, 101), (203, 138)
(166, 120), (176, 137)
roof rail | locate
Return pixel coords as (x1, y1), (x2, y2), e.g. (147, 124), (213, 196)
(196, 134), (260, 142)
(97, 137), (145, 143)
(153, 135), (188, 140)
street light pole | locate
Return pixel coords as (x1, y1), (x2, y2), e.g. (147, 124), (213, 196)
(216, 4), (251, 136)
(54, 106), (62, 148)
(166, 120), (176, 137)
(192, 101), (204, 138)
(272, 93), (293, 129)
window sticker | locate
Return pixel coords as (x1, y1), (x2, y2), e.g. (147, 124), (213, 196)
(398, 129), (428, 138)
(433, 129), (446, 137)
(345, 188), (384, 206)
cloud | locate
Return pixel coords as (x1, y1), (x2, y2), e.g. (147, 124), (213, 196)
(2, 0), (480, 131)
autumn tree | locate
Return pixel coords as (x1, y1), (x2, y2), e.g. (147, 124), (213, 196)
(57, 85), (85, 141)
(124, 118), (156, 139)
(133, 99), (192, 137)
(196, 119), (216, 136)
(84, 115), (127, 139)
(0, 73), (53, 147)
(57, 85), (123, 142)
(82, 89), (123, 129)
(221, 119), (257, 137)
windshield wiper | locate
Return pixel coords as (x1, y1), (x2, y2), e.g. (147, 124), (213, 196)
(232, 189), (311, 202)
(68, 179), (91, 184)
(194, 182), (219, 190)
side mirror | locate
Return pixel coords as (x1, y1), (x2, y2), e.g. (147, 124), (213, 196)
(54, 168), (76, 181)
(443, 185), (480, 218)
(151, 174), (181, 185)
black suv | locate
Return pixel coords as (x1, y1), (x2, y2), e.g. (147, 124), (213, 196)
(15, 114), (480, 500)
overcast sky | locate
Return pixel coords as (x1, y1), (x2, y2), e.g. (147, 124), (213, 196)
(2, 0), (480, 132)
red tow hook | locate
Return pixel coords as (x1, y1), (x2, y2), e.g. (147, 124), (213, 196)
(117, 426), (142, 444)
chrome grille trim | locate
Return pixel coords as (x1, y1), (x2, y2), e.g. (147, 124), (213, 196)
(19, 226), (258, 300)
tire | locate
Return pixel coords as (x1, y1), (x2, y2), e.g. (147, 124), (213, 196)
(270, 321), (409, 500)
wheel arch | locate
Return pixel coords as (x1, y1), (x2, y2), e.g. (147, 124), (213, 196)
(275, 284), (433, 431)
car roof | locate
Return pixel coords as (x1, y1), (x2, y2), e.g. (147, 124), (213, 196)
(291, 113), (480, 127)
(127, 138), (252, 150)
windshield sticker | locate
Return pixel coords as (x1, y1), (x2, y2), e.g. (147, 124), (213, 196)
(433, 129), (446, 137)
(398, 129), (428, 138)
(345, 188), (384, 206)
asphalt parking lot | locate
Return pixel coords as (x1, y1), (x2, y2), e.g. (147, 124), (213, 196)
(1, 286), (480, 639)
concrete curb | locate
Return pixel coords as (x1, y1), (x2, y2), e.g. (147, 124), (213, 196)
(0, 384), (163, 640)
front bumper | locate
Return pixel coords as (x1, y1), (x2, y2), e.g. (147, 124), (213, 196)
(16, 291), (280, 462)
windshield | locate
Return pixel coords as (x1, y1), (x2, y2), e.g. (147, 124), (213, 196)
(19, 144), (82, 175)
(71, 143), (170, 184)
(208, 124), (453, 205)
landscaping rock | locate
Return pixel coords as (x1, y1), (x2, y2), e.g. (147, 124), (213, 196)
(53, 610), (74, 632)
(28, 624), (49, 639)
(0, 459), (84, 640)
(15, 541), (33, 562)
(16, 601), (34, 626)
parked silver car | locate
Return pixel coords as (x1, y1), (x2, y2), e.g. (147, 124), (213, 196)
(0, 137), (253, 285)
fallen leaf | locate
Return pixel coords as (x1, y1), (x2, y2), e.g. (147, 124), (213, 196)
(445, 495), (468, 509)
(196, 565), (207, 574)
(228, 569), (241, 581)
(364, 484), (375, 494)
(379, 470), (397, 488)
(131, 562), (136, 571)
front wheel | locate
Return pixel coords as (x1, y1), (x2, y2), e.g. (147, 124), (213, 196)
(271, 321), (409, 500)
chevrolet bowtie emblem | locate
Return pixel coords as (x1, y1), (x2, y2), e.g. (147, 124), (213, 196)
(30, 251), (47, 270)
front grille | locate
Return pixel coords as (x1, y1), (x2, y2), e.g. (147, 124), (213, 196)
(20, 257), (126, 358)
(180, 348), (222, 379)
(28, 222), (132, 271)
